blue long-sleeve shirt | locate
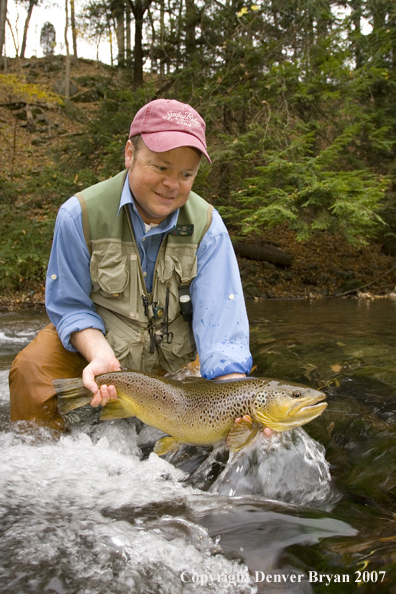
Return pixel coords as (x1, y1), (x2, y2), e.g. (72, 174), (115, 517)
(45, 178), (252, 379)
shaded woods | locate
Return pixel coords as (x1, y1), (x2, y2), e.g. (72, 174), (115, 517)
(1, 0), (396, 300)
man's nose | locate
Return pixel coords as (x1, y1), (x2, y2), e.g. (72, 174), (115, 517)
(162, 174), (179, 191)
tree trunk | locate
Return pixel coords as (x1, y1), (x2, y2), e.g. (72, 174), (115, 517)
(369, 0), (387, 31)
(147, 7), (155, 72)
(232, 241), (294, 268)
(127, 0), (154, 87)
(184, 0), (196, 58)
(159, 0), (165, 76)
(115, 0), (125, 66)
(64, 0), (71, 100)
(70, 0), (78, 61)
(20, 0), (37, 58)
(350, 0), (363, 69)
(133, 12), (143, 86)
(0, 0), (7, 57)
(126, 2), (132, 68)
(108, 24), (114, 66)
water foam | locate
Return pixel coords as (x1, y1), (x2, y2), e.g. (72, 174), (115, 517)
(0, 421), (256, 593)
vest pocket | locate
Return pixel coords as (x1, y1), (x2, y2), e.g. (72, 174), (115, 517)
(169, 316), (196, 358)
(91, 241), (129, 297)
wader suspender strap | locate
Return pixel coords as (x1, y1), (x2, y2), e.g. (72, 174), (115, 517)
(76, 192), (92, 256)
(202, 204), (214, 243)
(177, 203), (213, 321)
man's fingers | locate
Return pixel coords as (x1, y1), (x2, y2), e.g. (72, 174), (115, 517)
(90, 384), (118, 408)
(107, 385), (117, 399)
(90, 392), (102, 407)
(82, 367), (98, 395)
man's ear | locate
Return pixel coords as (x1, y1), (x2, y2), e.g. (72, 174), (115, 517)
(125, 139), (134, 169)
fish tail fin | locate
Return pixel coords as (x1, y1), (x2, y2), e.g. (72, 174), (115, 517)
(53, 378), (93, 415)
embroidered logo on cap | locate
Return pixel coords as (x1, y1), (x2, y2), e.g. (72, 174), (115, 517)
(163, 110), (201, 128)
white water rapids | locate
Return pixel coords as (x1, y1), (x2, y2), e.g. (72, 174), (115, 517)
(0, 311), (357, 594)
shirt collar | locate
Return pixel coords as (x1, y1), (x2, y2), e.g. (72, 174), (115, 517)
(117, 174), (179, 234)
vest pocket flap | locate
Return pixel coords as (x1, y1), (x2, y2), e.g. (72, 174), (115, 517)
(91, 241), (129, 296)
(156, 255), (175, 283)
(177, 253), (197, 283)
(156, 253), (197, 284)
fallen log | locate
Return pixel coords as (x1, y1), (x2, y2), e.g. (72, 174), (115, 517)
(232, 241), (293, 268)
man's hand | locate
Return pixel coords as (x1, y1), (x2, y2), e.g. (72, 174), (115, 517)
(213, 372), (274, 437)
(214, 372), (246, 381)
(70, 328), (121, 408)
(83, 356), (121, 407)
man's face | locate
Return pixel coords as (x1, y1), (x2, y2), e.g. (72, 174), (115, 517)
(125, 139), (201, 224)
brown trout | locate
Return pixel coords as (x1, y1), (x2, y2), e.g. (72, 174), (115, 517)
(53, 371), (327, 454)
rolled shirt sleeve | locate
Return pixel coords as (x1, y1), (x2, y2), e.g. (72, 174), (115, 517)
(190, 210), (253, 379)
(45, 196), (106, 352)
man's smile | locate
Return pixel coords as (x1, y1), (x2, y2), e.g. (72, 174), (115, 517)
(155, 191), (175, 200)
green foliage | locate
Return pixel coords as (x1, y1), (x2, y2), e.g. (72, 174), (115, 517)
(0, 202), (54, 292)
(215, 119), (390, 242)
(224, 153), (388, 243)
(0, 74), (62, 105)
(165, 0), (396, 244)
(40, 22), (56, 57)
(70, 83), (157, 175)
(4, 0), (396, 294)
(0, 167), (99, 292)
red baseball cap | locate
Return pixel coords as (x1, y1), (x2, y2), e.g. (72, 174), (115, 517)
(129, 99), (211, 163)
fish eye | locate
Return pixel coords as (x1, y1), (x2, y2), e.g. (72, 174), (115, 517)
(292, 390), (302, 398)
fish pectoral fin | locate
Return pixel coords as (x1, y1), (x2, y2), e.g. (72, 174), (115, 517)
(153, 436), (179, 456)
(227, 418), (260, 452)
(99, 397), (135, 420)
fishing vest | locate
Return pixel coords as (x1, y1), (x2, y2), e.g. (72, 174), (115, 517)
(76, 170), (213, 374)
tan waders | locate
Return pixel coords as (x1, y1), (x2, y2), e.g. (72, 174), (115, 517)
(9, 324), (87, 431)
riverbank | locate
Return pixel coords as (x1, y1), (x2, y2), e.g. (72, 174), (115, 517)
(237, 226), (396, 300)
(1, 224), (395, 311)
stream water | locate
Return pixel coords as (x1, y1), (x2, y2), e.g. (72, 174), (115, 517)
(1, 299), (396, 593)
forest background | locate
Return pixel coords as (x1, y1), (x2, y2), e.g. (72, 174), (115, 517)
(1, 0), (396, 304)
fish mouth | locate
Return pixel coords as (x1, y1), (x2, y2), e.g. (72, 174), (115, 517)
(289, 394), (327, 416)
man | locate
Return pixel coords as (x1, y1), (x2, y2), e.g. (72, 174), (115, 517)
(9, 98), (253, 431)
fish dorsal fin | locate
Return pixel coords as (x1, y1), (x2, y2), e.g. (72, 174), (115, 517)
(99, 396), (135, 420)
(153, 436), (179, 456)
(179, 376), (209, 384)
(226, 418), (261, 452)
